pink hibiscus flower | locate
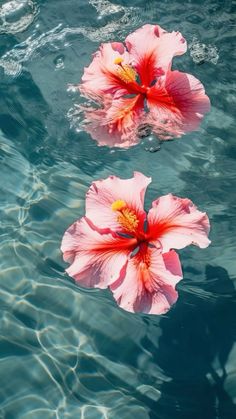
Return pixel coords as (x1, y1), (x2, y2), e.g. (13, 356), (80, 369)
(77, 24), (210, 148)
(61, 172), (210, 315)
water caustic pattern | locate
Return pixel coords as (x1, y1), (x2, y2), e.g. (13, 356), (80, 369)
(0, 0), (236, 418)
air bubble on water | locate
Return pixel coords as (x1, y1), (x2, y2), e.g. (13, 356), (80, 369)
(75, 127), (84, 134)
(54, 55), (65, 70)
(141, 134), (161, 153)
(189, 37), (219, 65)
(0, 0), (38, 34)
(67, 84), (79, 93)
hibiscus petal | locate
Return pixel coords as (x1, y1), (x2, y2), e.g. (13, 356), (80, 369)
(85, 172), (151, 235)
(110, 246), (183, 314)
(80, 42), (133, 99)
(125, 24), (187, 87)
(66, 250), (129, 289)
(82, 94), (144, 148)
(147, 194), (211, 252)
(61, 217), (132, 288)
(146, 70), (210, 138)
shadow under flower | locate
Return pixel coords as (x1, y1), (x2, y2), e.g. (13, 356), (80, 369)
(148, 264), (236, 419)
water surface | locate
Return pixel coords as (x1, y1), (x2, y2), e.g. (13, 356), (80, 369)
(0, 0), (236, 418)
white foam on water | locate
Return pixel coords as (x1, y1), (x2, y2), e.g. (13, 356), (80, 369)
(189, 37), (219, 65)
(0, 0), (39, 34)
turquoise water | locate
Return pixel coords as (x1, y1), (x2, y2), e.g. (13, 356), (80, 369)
(0, 0), (236, 417)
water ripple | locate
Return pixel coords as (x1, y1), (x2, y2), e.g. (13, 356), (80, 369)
(0, 0), (38, 34)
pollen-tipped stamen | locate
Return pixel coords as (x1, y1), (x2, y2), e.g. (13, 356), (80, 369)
(111, 199), (126, 211)
(113, 57), (137, 84)
(111, 200), (139, 233)
(114, 57), (124, 65)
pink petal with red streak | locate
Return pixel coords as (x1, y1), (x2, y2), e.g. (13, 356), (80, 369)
(110, 246), (183, 314)
(61, 217), (133, 288)
(147, 194), (211, 252)
(80, 42), (131, 99)
(146, 70), (210, 138)
(125, 24), (187, 86)
(82, 94), (144, 148)
(85, 171), (151, 234)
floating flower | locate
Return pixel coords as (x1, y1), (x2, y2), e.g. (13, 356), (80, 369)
(77, 24), (210, 148)
(61, 172), (210, 314)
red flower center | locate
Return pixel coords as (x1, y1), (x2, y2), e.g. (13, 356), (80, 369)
(112, 199), (147, 243)
(114, 58), (149, 96)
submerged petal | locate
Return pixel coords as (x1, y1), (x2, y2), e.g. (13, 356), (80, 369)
(82, 94), (144, 148)
(61, 217), (133, 288)
(85, 172), (151, 235)
(147, 194), (211, 252)
(110, 246), (183, 314)
(125, 24), (187, 87)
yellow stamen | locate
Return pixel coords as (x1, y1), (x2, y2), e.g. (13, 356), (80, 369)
(114, 57), (124, 65)
(116, 64), (137, 84)
(111, 199), (126, 211)
(111, 200), (139, 233)
(118, 209), (139, 233)
(113, 58), (137, 84)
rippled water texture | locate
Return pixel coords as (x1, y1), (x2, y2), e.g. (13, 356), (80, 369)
(0, 0), (236, 418)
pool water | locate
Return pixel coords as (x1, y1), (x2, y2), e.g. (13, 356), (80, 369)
(0, 0), (236, 418)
